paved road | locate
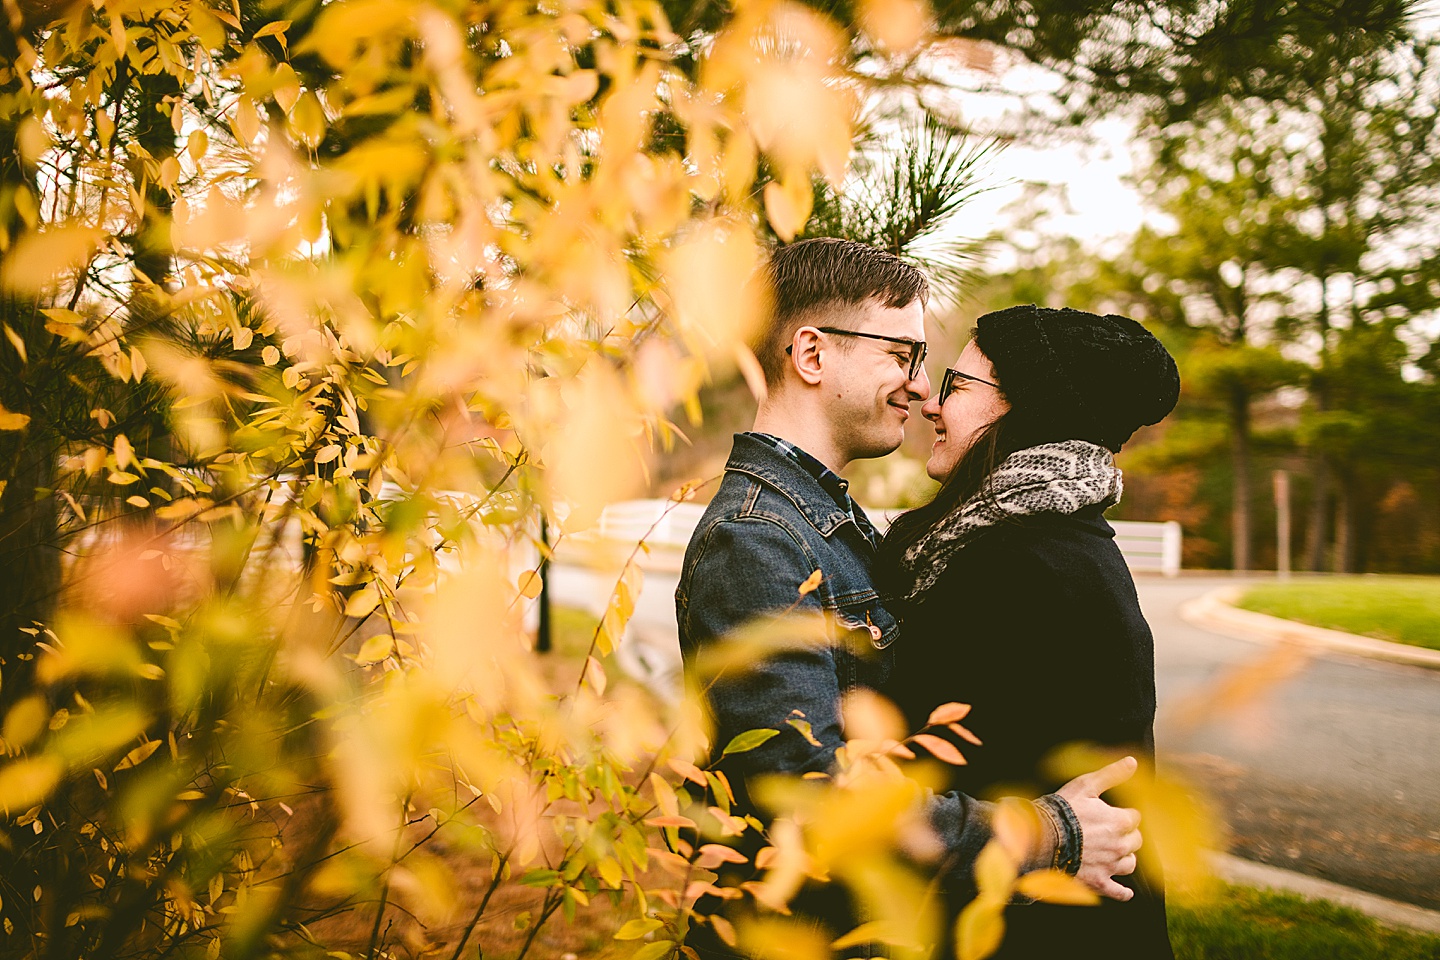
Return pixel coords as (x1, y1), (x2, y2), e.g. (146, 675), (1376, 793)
(1143, 575), (1440, 910)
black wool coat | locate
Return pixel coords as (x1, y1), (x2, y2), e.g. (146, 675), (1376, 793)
(885, 503), (1175, 960)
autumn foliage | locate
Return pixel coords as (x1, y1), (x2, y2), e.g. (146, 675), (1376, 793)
(0, 1), (1229, 958)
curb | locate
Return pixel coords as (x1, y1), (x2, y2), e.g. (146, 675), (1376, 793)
(1179, 585), (1440, 671)
(1211, 852), (1440, 935)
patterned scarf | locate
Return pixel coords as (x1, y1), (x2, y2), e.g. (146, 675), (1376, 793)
(899, 440), (1123, 600)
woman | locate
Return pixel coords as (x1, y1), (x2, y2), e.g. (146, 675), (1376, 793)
(878, 304), (1181, 958)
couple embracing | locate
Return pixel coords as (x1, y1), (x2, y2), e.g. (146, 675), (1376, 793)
(675, 238), (1180, 959)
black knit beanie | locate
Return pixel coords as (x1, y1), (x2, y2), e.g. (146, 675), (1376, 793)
(972, 304), (1180, 453)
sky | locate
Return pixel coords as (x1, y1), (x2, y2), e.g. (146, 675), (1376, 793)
(935, 4), (1440, 252)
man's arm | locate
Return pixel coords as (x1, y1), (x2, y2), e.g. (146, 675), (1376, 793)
(681, 516), (845, 778)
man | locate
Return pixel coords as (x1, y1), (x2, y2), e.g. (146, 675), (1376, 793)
(675, 238), (1143, 954)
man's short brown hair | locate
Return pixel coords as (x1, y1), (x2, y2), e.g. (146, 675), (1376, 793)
(752, 238), (929, 387)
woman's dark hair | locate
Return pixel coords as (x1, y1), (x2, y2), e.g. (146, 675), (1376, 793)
(876, 409), (1020, 602)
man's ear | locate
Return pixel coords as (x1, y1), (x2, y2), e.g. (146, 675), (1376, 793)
(790, 326), (825, 385)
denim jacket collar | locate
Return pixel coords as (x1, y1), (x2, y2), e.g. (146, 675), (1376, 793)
(723, 432), (859, 539)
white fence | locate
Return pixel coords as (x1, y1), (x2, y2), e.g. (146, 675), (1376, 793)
(1110, 519), (1184, 578)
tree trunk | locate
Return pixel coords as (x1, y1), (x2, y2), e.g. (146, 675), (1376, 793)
(1229, 383), (1252, 572)
(1334, 470), (1357, 573)
(1305, 456), (1331, 572)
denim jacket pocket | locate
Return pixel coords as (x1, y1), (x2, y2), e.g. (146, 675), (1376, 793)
(834, 595), (900, 651)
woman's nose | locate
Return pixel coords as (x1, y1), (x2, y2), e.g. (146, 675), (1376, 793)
(921, 395), (940, 421)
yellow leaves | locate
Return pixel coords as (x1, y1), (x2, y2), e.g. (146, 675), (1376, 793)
(666, 757), (708, 787)
(797, 569), (823, 597)
(16, 117), (52, 166)
(857, 0), (931, 53)
(113, 739), (161, 772)
(354, 634), (394, 665)
(271, 63), (302, 114)
(95, 111), (115, 151)
(955, 893), (1006, 960)
(1014, 869), (1100, 905)
(582, 655), (607, 695)
(112, 434), (137, 471)
(736, 915), (832, 960)
(110, 12), (128, 58)
(613, 917), (664, 940)
(909, 733), (967, 765)
(0, 757), (63, 813)
(721, 728), (780, 756)
(840, 688), (906, 743)
(254, 20), (293, 53)
(343, 583), (382, 618)
(231, 97), (262, 146)
(596, 562), (643, 657)
(0, 404), (31, 431)
(975, 840), (1018, 897)
(301, 0), (415, 70)
(36, 614), (142, 684)
(290, 92), (327, 149)
(3, 696), (51, 749)
(187, 129), (209, 163)
(926, 701), (972, 726)
(763, 171), (813, 242)
(627, 942), (675, 960)
(0, 225), (102, 295)
(516, 569), (543, 599)
(991, 797), (1038, 866)
(663, 216), (763, 360)
(716, 2), (855, 187)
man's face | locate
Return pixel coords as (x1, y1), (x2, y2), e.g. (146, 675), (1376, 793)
(823, 297), (930, 462)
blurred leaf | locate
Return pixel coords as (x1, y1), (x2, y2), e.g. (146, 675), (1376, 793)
(3, 697), (50, 748)
(910, 733), (966, 765)
(0, 405), (31, 431)
(973, 841), (1016, 899)
(722, 729), (779, 756)
(628, 942), (674, 960)
(737, 916), (831, 960)
(0, 226), (102, 294)
(955, 895), (1006, 960)
(1014, 869), (1100, 905)
(0, 757), (64, 811)
(355, 634), (394, 664)
(113, 739), (162, 772)
(614, 917), (664, 940)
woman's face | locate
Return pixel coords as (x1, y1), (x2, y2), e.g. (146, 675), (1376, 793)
(922, 340), (1010, 480)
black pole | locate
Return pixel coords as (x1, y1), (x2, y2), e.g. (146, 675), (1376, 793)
(536, 512), (551, 653)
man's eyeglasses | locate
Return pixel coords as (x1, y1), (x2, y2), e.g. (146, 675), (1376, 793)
(938, 367), (999, 405)
(786, 326), (928, 380)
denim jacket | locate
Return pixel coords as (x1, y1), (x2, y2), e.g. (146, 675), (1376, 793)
(677, 433), (899, 783)
(675, 434), (1017, 899)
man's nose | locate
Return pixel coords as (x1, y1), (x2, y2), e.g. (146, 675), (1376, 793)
(908, 366), (931, 401)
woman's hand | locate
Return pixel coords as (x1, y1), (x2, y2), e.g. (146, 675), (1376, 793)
(1056, 755), (1144, 902)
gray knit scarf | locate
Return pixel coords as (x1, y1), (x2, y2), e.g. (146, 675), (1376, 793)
(900, 440), (1123, 600)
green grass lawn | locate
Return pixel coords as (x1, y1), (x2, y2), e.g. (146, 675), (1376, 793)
(1235, 576), (1440, 651)
(1170, 885), (1440, 959)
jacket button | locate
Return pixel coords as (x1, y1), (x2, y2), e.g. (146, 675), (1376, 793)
(868, 624), (882, 642)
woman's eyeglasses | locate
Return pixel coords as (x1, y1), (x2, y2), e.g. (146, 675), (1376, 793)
(938, 367), (998, 405)
(786, 326), (927, 380)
